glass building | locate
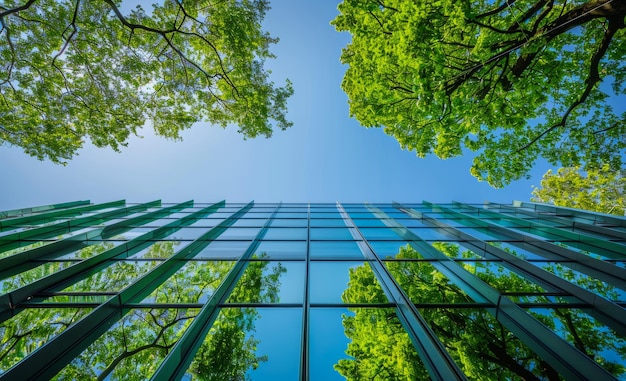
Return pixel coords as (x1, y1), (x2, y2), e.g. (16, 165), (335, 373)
(0, 200), (624, 380)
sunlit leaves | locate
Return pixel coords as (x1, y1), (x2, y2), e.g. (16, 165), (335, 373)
(333, 0), (626, 187)
(0, 0), (293, 163)
(532, 165), (626, 214)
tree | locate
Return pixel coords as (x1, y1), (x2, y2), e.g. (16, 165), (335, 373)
(332, 0), (626, 187)
(335, 244), (626, 380)
(532, 165), (626, 215)
(0, 0), (293, 163)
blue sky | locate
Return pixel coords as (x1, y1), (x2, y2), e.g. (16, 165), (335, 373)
(0, 0), (551, 210)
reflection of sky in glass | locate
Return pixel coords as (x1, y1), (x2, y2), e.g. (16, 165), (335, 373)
(309, 308), (354, 381)
(529, 308), (626, 379)
(309, 241), (363, 259)
(192, 240), (252, 259)
(310, 261), (365, 303)
(254, 240), (306, 259)
(245, 308), (301, 380)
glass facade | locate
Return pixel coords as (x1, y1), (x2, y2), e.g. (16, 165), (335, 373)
(0, 199), (624, 380)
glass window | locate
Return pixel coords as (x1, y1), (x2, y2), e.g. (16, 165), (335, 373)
(352, 218), (387, 228)
(358, 227), (401, 240)
(456, 227), (512, 241)
(310, 218), (347, 227)
(184, 308), (301, 380)
(408, 227), (454, 240)
(528, 308), (626, 380)
(61, 260), (162, 293)
(140, 261), (235, 304)
(228, 261), (304, 304)
(274, 212), (306, 219)
(385, 260), (473, 304)
(187, 218), (225, 228)
(369, 241), (411, 259)
(51, 241), (124, 260)
(418, 307), (561, 380)
(486, 241), (547, 261)
(228, 219), (265, 228)
(460, 261), (550, 294)
(215, 227), (261, 240)
(538, 262), (625, 303)
(309, 241), (363, 259)
(253, 240), (306, 259)
(127, 241), (187, 259)
(0, 261), (79, 294)
(193, 241), (252, 259)
(310, 212), (342, 219)
(268, 218), (307, 227)
(309, 262), (387, 304)
(310, 227), (354, 240)
(263, 228), (307, 240)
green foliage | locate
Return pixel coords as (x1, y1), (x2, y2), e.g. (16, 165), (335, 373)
(0, 0), (293, 163)
(532, 165), (626, 214)
(335, 264), (428, 380)
(335, 244), (626, 380)
(332, 0), (626, 187)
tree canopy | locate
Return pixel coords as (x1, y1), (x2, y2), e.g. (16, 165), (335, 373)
(0, 0), (293, 163)
(332, 0), (626, 187)
(532, 165), (626, 214)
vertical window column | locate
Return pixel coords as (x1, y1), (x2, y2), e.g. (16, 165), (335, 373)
(299, 203), (311, 381)
(337, 202), (466, 381)
(149, 202), (283, 380)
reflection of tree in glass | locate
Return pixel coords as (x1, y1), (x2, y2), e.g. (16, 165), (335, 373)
(335, 265), (429, 380)
(54, 308), (197, 381)
(336, 245), (625, 380)
(0, 242), (287, 380)
(188, 258), (286, 380)
(0, 308), (91, 373)
(0, 242), (114, 296)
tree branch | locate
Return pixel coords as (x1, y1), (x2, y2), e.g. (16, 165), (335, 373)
(368, 10), (391, 35)
(52, 0), (81, 64)
(517, 17), (621, 152)
(97, 311), (195, 381)
(0, 0), (38, 19)
(475, 0), (518, 19)
(594, 120), (623, 134)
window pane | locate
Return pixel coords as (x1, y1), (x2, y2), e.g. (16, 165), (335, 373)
(184, 308), (301, 380)
(310, 262), (387, 304)
(310, 241), (364, 259)
(227, 261), (304, 304)
(193, 241), (252, 259)
(310, 227), (354, 240)
(254, 240), (306, 259)
(140, 261), (235, 304)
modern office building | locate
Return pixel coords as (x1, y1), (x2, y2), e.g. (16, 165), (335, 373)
(0, 200), (624, 380)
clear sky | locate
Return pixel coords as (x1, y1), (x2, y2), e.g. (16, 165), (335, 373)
(0, 0), (552, 210)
